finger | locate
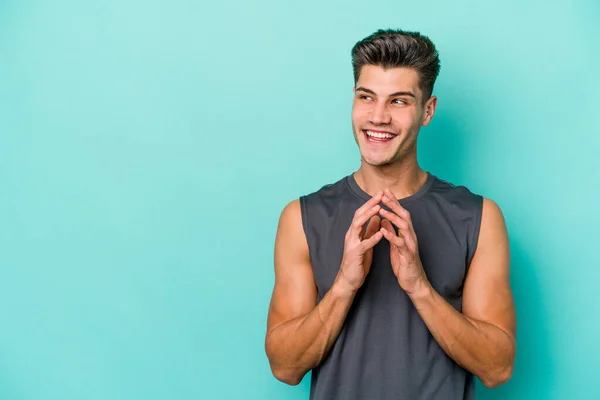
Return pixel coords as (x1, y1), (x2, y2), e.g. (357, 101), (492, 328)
(356, 191), (384, 216)
(381, 218), (403, 241)
(380, 226), (407, 249)
(380, 209), (418, 253)
(382, 190), (418, 242)
(383, 188), (398, 201)
(352, 204), (382, 239)
(362, 215), (381, 240)
(381, 224), (417, 259)
(351, 192), (383, 238)
(381, 192), (411, 223)
(378, 208), (418, 252)
(382, 189), (409, 219)
(352, 191), (382, 229)
(381, 222), (401, 275)
(380, 218), (396, 235)
(359, 229), (384, 251)
(383, 189), (415, 233)
(378, 208), (409, 234)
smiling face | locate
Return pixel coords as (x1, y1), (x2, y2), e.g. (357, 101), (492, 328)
(351, 65), (437, 167)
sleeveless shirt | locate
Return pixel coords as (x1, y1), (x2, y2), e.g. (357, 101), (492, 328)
(299, 171), (484, 400)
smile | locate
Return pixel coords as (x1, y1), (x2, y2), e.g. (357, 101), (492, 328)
(363, 130), (398, 143)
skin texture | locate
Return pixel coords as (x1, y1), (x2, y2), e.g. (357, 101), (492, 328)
(265, 65), (516, 388)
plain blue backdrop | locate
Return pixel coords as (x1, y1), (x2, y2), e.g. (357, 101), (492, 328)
(1, 0), (599, 399)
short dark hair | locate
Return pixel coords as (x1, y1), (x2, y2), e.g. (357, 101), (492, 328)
(351, 29), (441, 101)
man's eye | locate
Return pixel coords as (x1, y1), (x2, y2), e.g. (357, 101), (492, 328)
(360, 95), (372, 100)
(392, 99), (406, 104)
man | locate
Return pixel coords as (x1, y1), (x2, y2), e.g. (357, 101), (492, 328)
(264, 29), (516, 400)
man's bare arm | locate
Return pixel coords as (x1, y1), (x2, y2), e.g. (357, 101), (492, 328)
(265, 195), (383, 385)
(408, 198), (516, 387)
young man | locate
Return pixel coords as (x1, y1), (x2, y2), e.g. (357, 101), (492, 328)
(265, 29), (516, 400)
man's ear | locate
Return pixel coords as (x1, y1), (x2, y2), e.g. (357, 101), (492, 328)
(422, 95), (438, 127)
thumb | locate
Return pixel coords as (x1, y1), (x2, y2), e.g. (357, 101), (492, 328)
(381, 218), (394, 233)
(362, 215), (381, 240)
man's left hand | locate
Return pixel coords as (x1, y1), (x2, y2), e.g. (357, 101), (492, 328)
(379, 188), (431, 296)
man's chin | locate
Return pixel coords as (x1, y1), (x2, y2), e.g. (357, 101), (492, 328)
(361, 156), (394, 167)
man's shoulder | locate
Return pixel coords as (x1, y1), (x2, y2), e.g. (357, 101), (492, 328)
(428, 174), (484, 206)
(300, 174), (351, 202)
(297, 174), (357, 230)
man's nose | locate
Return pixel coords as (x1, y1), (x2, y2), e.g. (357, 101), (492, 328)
(369, 102), (391, 125)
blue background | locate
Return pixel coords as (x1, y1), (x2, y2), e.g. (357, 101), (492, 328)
(1, 0), (599, 399)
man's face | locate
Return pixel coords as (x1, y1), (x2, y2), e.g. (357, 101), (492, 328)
(351, 65), (436, 167)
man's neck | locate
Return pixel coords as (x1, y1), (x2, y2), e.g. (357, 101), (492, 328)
(353, 161), (428, 200)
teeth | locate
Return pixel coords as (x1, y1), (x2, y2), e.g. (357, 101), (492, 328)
(366, 130), (395, 139)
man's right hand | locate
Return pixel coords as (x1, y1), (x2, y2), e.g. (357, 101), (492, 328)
(337, 191), (384, 293)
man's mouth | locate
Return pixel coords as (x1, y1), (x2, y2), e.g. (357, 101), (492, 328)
(363, 129), (398, 143)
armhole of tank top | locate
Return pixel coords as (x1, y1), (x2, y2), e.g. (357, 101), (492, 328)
(467, 195), (484, 268)
(298, 195), (315, 268)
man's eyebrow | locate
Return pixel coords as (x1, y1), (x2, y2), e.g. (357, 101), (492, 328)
(356, 86), (416, 98)
(355, 87), (377, 95)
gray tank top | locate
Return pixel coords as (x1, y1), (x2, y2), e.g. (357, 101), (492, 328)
(299, 171), (483, 400)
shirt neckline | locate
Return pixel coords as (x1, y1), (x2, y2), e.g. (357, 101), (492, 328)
(346, 171), (435, 205)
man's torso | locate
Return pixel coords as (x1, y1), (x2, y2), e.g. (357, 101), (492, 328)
(299, 171), (483, 400)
